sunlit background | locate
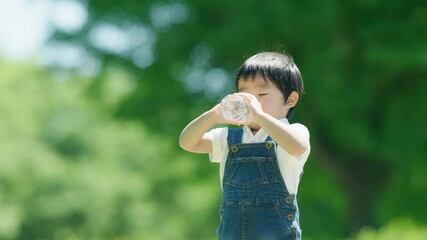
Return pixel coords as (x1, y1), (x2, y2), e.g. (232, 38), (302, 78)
(1, 0), (426, 239)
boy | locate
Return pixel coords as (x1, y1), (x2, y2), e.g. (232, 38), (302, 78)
(179, 52), (310, 239)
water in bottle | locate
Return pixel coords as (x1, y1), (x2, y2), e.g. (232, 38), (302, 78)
(220, 94), (250, 122)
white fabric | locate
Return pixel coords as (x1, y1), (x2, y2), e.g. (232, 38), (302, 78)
(207, 118), (310, 194)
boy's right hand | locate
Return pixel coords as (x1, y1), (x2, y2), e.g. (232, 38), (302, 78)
(179, 101), (245, 154)
(211, 102), (248, 126)
(209, 103), (228, 124)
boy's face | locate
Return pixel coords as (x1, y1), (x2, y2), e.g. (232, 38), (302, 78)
(237, 75), (287, 122)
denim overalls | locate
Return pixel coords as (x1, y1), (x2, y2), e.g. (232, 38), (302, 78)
(217, 128), (301, 240)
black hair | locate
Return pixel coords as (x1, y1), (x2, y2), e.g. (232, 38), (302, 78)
(235, 52), (304, 119)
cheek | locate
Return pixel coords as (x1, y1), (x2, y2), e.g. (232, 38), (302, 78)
(259, 99), (275, 111)
(262, 99), (284, 112)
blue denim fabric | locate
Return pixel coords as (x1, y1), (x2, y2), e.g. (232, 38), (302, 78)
(217, 128), (301, 240)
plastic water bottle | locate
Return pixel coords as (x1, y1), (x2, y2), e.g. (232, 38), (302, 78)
(220, 94), (250, 122)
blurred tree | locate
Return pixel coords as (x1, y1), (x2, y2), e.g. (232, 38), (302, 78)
(350, 218), (427, 240)
(43, 0), (427, 239)
(0, 60), (220, 239)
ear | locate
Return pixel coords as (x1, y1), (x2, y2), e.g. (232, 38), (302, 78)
(285, 91), (299, 108)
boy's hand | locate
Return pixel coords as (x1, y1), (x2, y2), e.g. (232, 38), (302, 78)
(225, 93), (264, 126)
(208, 103), (242, 126)
(237, 93), (264, 115)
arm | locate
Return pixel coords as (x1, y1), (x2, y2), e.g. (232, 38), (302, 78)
(254, 113), (309, 156)
(238, 93), (309, 156)
(179, 104), (223, 154)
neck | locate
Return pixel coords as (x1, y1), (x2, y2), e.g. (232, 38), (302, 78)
(250, 127), (260, 135)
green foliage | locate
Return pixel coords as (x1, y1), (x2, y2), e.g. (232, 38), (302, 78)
(350, 218), (427, 240)
(0, 61), (220, 239)
(2, 0), (427, 239)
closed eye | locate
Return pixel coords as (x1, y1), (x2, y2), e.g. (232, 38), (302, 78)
(259, 93), (269, 96)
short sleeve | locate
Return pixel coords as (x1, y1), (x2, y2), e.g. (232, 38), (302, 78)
(206, 127), (228, 163)
(292, 123), (310, 139)
(279, 123), (311, 162)
(275, 123), (310, 193)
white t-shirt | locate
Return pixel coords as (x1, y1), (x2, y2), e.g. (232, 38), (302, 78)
(206, 118), (310, 194)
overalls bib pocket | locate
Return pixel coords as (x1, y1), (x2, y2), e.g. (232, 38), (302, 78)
(223, 156), (280, 189)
